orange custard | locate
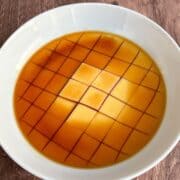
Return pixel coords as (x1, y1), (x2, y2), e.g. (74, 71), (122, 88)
(14, 31), (166, 168)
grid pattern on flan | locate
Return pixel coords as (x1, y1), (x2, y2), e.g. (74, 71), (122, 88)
(14, 31), (166, 168)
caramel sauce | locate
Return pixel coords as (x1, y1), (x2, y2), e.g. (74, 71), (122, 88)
(14, 31), (166, 168)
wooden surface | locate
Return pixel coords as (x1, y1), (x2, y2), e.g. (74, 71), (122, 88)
(0, 0), (179, 179)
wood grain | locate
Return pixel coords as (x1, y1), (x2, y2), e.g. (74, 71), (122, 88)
(0, 0), (179, 179)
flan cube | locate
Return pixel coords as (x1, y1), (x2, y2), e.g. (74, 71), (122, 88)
(19, 121), (32, 135)
(151, 63), (160, 74)
(104, 122), (131, 150)
(15, 99), (31, 119)
(23, 85), (42, 102)
(85, 51), (110, 69)
(15, 80), (29, 97)
(35, 112), (67, 138)
(65, 154), (87, 167)
(33, 69), (54, 88)
(86, 113), (114, 141)
(94, 34), (123, 56)
(66, 104), (96, 131)
(46, 74), (68, 94)
(116, 153), (129, 162)
(133, 51), (152, 69)
(45, 52), (65, 72)
(69, 45), (90, 61)
(56, 39), (75, 56)
(91, 144), (118, 166)
(117, 105), (142, 127)
(64, 32), (82, 42)
(53, 123), (83, 150)
(146, 92), (166, 118)
(73, 134), (100, 160)
(60, 79), (88, 101)
(158, 79), (166, 93)
(72, 63), (100, 85)
(122, 130), (149, 154)
(48, 97), (75, 120)
(34, 91), (56, 110)
(124, 65), (147, 84)
(58, 58), (80, 78)
(92, 71), (119, 93)
(100, 96), (124, 119)
(43, 141), (69, 162)
(28, 129), (49, 150)
(21, 63), (41, 82)
(115, 41), (139, 63)
(45, 38), (61, 50)
(30, 49), (52, 66)
(129, 86), (155, 111)
(22, 105), (44, 126)
(80, 87), (107, 110)
(105, 58), (129, 76)
(78, 32), (101, 49)
(136, 114), (159, 134)
(111, 78), (138, 102)
(142, 71), (159, 90)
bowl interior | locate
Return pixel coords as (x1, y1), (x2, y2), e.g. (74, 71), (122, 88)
(0, 3), (179, 180)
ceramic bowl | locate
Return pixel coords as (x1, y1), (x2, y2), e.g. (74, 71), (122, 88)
(0, 3), (179, 180)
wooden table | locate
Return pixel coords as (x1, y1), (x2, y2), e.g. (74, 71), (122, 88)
(0, 0), (179, 179)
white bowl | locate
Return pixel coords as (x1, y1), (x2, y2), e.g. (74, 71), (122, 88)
(0, 3), (179, 180)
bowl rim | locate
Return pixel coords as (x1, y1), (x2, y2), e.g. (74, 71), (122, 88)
(0, 2), (179, 180)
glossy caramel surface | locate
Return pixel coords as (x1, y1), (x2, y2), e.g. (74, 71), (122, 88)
(14, 31), (166, 168)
